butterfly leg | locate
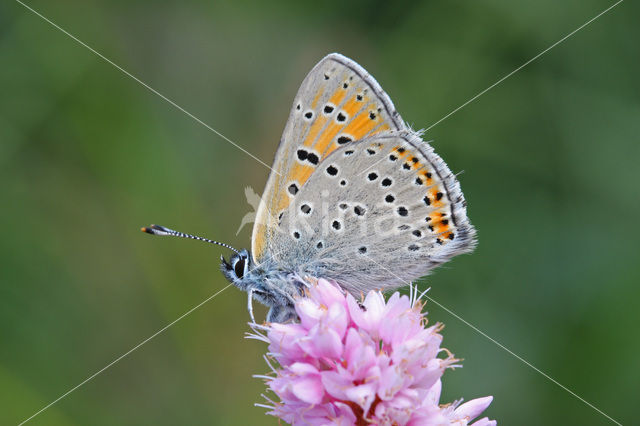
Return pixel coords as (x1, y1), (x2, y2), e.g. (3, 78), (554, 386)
(247, 289), (256, 323)
(266, 304), (297, 323)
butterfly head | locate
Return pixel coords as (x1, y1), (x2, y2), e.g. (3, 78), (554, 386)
(220, 249), (252, 286)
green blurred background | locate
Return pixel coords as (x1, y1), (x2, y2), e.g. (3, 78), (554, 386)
(1, 0), (638, 424)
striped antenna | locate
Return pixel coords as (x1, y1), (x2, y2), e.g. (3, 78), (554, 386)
(141, 224), (241, 255)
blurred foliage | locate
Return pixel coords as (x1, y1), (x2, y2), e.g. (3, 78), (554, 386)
(1, 0), (638, 424)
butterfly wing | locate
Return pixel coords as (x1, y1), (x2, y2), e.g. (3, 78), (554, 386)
(251, 53), (406, 264)
(270, 131), (476, 295)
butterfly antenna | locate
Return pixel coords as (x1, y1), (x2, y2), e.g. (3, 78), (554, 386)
(141, 224), (241, 255)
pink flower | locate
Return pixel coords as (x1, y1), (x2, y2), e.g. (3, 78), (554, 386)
(248, 279), (496, 425)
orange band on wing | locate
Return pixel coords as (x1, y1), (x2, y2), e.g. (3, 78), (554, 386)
(419, 170), (434, 185)
(328, 87), (348, 108)
(341, 110), (380, 141)
(311, 87), (324, 109)
(312, 96), (363, 154)
(304, 115), (330, 147)
(304, 87), (348, 147)
(273, 163), (315, 213)
(434, 220), (450, 234)
(314, 121), (343, 155)
(429, 187), (445, 208)
(340, 96), (366, 120)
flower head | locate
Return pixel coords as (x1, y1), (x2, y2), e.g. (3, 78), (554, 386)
(248, 279), (495, 425)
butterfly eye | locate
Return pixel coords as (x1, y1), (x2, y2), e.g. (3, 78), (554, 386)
(234, 258), (246, 279)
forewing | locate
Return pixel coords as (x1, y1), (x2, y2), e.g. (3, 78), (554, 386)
(270, 132), (476, 295)
(251, 53), (406, 263)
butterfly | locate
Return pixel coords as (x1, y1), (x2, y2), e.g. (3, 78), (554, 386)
(143, 53), (475, 323)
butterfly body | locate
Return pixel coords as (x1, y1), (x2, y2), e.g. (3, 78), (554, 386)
(218, 53), (476, 322)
